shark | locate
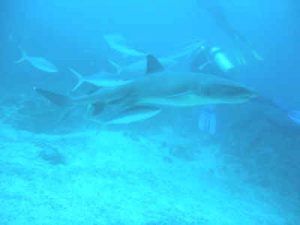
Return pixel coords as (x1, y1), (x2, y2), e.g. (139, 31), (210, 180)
(34, 55), (256, 125)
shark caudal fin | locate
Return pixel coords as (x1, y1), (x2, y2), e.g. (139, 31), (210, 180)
(69, 68), (85, 92)
(34, 87), (72, 107)
(15, 48), (28, 63)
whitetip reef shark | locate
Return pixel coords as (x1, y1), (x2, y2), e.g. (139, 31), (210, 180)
(34, 55), (256, 125)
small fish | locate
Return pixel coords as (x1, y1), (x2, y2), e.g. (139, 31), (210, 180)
(69, 68), (132, 92)
(103, 33), (145, 58)
(15, 49), (58, 73)
(106, 39), (205, 75)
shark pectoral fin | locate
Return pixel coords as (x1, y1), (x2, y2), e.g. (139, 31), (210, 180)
(146, 54), (164, 74)
(34, 87), (72, 107)
(107, 106), (161, 125)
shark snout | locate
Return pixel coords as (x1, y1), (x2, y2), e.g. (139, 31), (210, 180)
(203, 82), (256, 104)
(222, 85), (257, 103)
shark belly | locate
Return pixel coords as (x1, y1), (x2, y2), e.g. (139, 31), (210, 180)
(90, 79), (132, 87)
(138, 93), (211, 107)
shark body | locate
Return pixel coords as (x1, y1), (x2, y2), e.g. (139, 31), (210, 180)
(35, 55), (256, 124)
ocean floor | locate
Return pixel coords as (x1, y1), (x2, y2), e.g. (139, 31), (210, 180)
(0, 119), (298, 225)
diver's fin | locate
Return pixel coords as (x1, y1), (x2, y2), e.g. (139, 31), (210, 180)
(198, 107), (217, 135)
(146, 54), (164, 74)
(15, 48), (27, 63)
(34, 87), (72, 107)
(69, 68), (85, 92)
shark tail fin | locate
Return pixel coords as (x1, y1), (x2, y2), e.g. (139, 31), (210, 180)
(34, 87), (72, 107)
(69, 68), (85, 92)
(15, 48), (27, 63)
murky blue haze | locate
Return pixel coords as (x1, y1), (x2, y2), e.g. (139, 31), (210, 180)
(0, 0), (299, 224)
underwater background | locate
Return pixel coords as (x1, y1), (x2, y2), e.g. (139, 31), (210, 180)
(0, 0), (300, 224)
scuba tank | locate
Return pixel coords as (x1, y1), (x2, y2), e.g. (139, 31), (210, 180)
(210, 47), (235, 73)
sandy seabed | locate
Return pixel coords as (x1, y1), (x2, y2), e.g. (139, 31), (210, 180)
(0, 121), (298, 225)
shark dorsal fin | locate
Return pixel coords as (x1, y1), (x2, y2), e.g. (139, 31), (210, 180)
(146, 54), (164, 74)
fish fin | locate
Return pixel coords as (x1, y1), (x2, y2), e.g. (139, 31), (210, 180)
(15, 48), (27, 63)
(288, 110), (300, 125)
(146, 54), (164, 74)
(69, 68), (85, 92)
(34, 87), (72, 107)
(251, 50), (264, 61)
(107, 60), (122, 74)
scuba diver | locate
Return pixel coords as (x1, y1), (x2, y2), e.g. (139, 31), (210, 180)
(196, 0), (263, 64)
(195, 1), (300, 134)
(192, 43), (235, 135)
(190, 44), (235, 76)
(192, 43), (300, 134)
(194, 0), (263, 134)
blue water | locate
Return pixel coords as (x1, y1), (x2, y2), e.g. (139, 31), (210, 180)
(1, 0), (300, 224)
